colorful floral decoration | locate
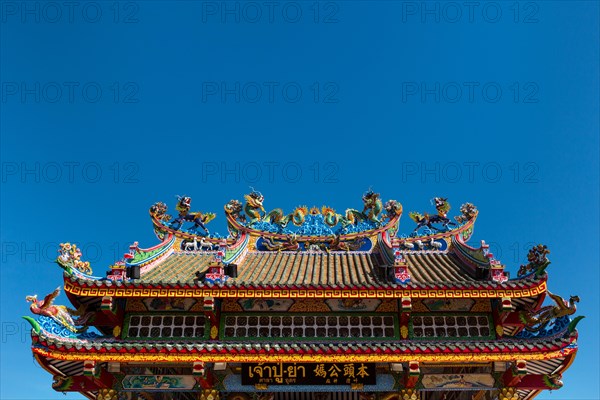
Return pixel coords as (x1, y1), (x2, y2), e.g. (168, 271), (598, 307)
(56, 242), (92, 275)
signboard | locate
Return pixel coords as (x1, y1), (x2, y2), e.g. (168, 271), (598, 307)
(242, 363), (376, 385)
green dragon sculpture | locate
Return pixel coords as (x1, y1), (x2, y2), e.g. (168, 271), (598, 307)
(243, 190), (266, 224)
(263, 206), (308, 227)
(261, 234), (300, 251)
(322, 190), (386, 227)
(232, 189), (395, 230)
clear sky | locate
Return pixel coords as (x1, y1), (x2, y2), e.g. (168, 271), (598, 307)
(1, 1), (598, 399)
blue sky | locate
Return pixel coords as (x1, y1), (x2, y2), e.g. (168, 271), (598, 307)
(1, 1), (598, 399)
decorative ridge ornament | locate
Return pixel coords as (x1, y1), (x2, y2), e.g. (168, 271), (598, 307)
(56, 242), (92, 275)
(520, 291), (581, 332)
(225, 189), (402, 239)
(518, 244), (550, 277)
(455, 202), (478, 224)
(25, 287), (88, 333)
(173, 195), (216, 235)
(409, 197), (457, 233)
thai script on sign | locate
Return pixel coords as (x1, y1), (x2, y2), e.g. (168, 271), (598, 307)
(242, 362), (376, 385)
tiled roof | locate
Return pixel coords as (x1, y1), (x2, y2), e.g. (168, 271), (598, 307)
(33, 328), (575, 356)
(236, 252), (385, 286)
(141, 253), (215, 282)
(403, 253), (477, 283)
(140, 251), (476, 286)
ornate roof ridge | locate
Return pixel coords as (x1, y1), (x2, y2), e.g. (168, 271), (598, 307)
(31, 330), (577, 358)
(62, 272), (548, 298)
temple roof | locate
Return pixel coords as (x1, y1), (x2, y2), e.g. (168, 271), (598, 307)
(55, 192), (553, 299)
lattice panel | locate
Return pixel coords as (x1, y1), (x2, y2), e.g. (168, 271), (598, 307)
(222, 314), (397, 340)
(412, 314), (492, 339)
(126, 314), (207, 339)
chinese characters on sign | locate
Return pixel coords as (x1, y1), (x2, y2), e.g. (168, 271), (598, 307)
(242, 363), (376, 385)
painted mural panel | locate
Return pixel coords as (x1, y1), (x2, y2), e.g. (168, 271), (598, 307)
(126, 298), (200, 312)
(121, 375), (197, 391)
(238, 299), (295, 312)
(421, 374), (495, 389)
(325, 299), (382, 312)
(421, 299), (475, 312)
(222, 298), (398, 313)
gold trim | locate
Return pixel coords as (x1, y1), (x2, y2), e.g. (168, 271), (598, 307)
(64, 281), (547, 299)
(33, 343), (574, 364)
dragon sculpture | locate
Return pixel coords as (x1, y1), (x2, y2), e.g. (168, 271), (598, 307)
(334, 189), (386, 227)
(320, 190), (387, 228)
(409, 197), (457, 233)
(261, 234), (300, 251)
(56, 243), (92, 275)
(263, 205), (309, 227)
(518, 244), (551, 277)
(172, 196), (216, 234)
(327, 234), (365, 251)
(243, 189), (266, 224)
(359, 189), (384, 223)
(233, 189), (389, 229)
(520, 291), (580, 332)
(26, 287), (88, 333)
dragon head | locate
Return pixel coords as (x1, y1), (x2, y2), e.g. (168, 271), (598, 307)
(432, 197), (451, 216)
(362, 189), (380, 206)
(176, 196), (192, 213)
(433, 197), (447, 207)
(321, 206), (336, 215)
(245, 188), (265, 210)
(25, 294), (37, 303)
